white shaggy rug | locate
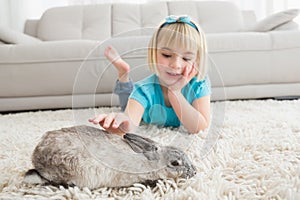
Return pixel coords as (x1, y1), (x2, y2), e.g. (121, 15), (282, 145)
(0, 99), (299, 199)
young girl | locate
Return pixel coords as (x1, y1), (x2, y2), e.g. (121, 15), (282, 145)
(89, 15), (211, 134)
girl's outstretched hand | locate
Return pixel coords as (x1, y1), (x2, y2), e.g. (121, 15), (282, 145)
(88, 112), (131, 135)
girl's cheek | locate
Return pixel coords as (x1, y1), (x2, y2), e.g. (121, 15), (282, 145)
(157, 60), (169, 69)
(157, 57), (168, 65)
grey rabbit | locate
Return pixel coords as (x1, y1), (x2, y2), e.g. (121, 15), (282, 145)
(23, 125), (196, 189)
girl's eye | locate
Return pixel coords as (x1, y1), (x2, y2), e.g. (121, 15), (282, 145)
(162, 53), (171, 58)
(183, 58), (192, 62)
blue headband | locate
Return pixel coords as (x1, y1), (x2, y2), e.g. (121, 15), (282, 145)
(161, 15), (199, 32)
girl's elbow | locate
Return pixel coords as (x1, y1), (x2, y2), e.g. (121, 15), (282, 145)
(189, 121), (209, 134)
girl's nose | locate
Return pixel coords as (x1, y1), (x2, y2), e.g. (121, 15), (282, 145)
(169, 56), (182, 69)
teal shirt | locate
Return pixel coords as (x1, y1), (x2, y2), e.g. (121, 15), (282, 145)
(129, 74), (211, 127)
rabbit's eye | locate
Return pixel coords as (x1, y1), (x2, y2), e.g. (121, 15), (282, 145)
(171, 160), (180, 166)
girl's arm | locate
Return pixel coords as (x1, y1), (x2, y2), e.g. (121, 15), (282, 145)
(168, 90), (211, 134)
(124, 99), (144, 132)
(166, 65), (211, 133)
(88, 99), (144, 134)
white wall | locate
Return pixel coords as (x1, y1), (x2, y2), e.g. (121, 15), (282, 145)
(0, 0), (69, 31)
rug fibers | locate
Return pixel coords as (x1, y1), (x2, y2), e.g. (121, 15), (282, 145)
(0, 99), (299, 199)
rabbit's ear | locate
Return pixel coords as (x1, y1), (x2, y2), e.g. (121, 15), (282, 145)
(143, 151), (160, 160)
(123, 133), (159, 160)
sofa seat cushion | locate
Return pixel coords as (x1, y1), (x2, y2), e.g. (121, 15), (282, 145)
(0, 38), (151, 98)
(206, 32), (272, 52)
(205, 33), (271, 88)
(270, 30), (300, 49)
(0, 40), (102, 98)
(0, 26), (42, 44)
(269, 30), (300, 84)
(207, 31), (300, 88)
(0, 40), (99, 63)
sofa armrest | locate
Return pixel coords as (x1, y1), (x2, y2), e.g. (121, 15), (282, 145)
(0, 26), (42, 44)
(24, 19), (39, 37)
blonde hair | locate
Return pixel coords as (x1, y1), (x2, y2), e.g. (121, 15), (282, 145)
(148, 19), (208, 81)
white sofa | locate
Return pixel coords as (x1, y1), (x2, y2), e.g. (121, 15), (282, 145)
(0, 1), (300, 112)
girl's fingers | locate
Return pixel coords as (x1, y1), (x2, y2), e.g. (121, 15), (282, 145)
(88, 114), (106, 125)
(190, 65), (197, 77)
(107, 113), (130, 134)
(182, 65), (194, 80)
(185, 64), (196, 78)
(112, 117), (122, 128)
(183, 65), (189, 78)
(103, 113), (116, 128)
(89, 113), (129, 134)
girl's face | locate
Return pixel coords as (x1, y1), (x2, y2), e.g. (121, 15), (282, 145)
(156, 46), (196, 86)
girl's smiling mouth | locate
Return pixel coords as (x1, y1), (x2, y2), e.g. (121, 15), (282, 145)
(166, 71), (182, 77)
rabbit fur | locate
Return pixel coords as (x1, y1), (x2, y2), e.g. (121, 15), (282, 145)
(24, 125), (196, 189)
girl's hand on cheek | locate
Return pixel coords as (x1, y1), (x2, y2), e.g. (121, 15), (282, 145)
(183, 64), (198, 88)
(186, 64), (198, 81)
(168, 64), (197, 92)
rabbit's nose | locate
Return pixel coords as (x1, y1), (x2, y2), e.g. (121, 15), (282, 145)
(189, 168), (197, 178)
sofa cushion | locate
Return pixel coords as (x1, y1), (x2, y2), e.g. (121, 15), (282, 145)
(0, 40), (101, 97)
(112, 2), (168, 36)
(0, 40), (100, 62)
(37, 5), (111, 41)
(249, 9), (299, 32)
(168, 1), (244, 33)
(272, 21), (299, 31)
(37, 1), (244, 41)
(24, 19), (39, 37)
(270, 30), (300, 49)
(206, 32), (272, 52)
(0, 26), (42, 44)
(0, 38), (151, 98)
